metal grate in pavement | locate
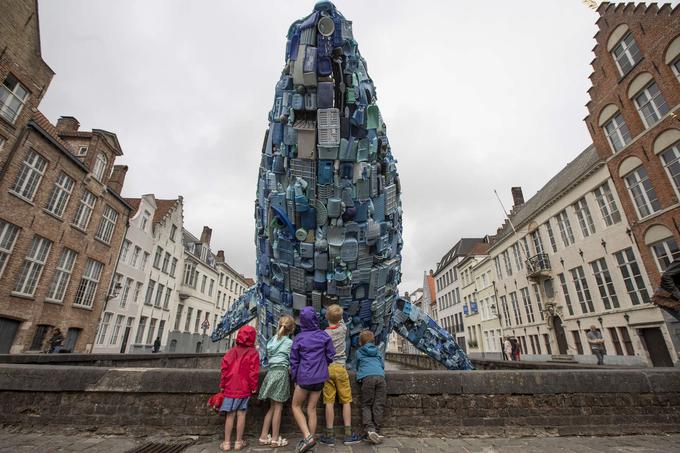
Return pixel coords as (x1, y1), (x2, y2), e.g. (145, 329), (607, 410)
(125, 440), (194, 453)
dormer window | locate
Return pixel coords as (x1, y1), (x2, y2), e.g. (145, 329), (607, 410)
(0, 74), (29, 124)
(612, 32), (641, 76)
(77, 146), (88, 156)
(92, 153), (108, 181)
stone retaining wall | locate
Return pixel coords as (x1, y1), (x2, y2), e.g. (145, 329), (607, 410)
(1, 364), (679, 437)
(385, 352), (615, 370)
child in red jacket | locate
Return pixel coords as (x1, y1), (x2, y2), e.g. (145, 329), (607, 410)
(219, 325), (260, 451)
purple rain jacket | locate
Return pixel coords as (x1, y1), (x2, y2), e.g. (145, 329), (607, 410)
(290, 306), (335, 385)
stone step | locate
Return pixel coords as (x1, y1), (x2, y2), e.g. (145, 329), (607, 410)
(549, 354), (577, 363)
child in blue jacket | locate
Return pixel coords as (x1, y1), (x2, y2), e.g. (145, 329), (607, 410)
(356, 330), (386, 444)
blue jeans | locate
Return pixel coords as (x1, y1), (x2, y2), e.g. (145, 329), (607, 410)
(593, 349), (604, 365)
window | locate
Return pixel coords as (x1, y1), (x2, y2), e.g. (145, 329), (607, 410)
(0, 74), (29, 123)
(209, 279), (214, 297)
(530, 230), (544, 256)
(571, 331), (584, 355)
(611, 32), (641, 76)
(0, 220), (20, 279)
(144, 280), (156, 306)
(130, 246), (141, 267)
(153, 246), (163, 269)
(532, 283), (544, 320)
(92, 153), (108, 181)
(573, 198), (596, 237)
(73, 190), (97, 230)
(133, 282), (143, 303)
(120, 240), (131, 263)
(135, 317), (148, 344)
(157, 320), (166, 343)
(96, 312), (112, 345)
(543, 334), (552, 355)
(502, 250), (513, 276)
(141, 252), (150, 270)
(170, 257), (178, 277)
(557, 273), (575, 316)
(73, 258), (103, 308)
(194, 310), (202, 333)
(77, 146), (88, 156)
(154, 284), (164, 307)
(95, 205), (118, 243)
(634, 82), (668, 128)
(140, 210), (150, 232)
(512, 243), (523, 270)
(183, 262), (197, 287)
(170, 224), (177, 242)
(45, 172), (75, 218)
(570, 266), (594, 314)
(608, 327), (624, 355)
(201, 275), (207, 293)
(0, 136), (4, 150)
(110, 315), (125, 345)
(119, 277), (133, 308)
(555, 210), (574, 246)
(146, 318), (157, 344)
(11, 149), (47, 201)
(619, 327), (635, 355)
(184, 307), (193, 332)
(614, 247), (650, 305)
(29, 325), (50, 351)
(163, 288), (171, 309)
(174, 304), (184, 330)
(590, 258), (619, 310)
(13, 235), (52, 296)
(494, 257), (503, 279)
(544, 221), (558, 252)
(593, 182), (621, 226)
(162, 252), (171, 273)
(520, 287), (535, 323)
(603, 113), (631, 152)
(672, 56), (680, 81)
(46, 248), (77, 302)
(650, 237), (679, 272)
(509, 292), (522, 325)
(661, 141), (680, 196)
(624, 167), (660, 219)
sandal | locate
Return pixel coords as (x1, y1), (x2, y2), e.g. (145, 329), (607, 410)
(234, 440), (247, 451)
(219, 441), (231, 451)
(258, 435), (272, 446)
(271, 437), (289, 448)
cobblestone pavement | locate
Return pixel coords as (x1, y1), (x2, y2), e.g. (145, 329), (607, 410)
(0, 429), (679, 453)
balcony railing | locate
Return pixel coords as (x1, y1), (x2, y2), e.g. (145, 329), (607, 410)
(526, 253), (551, 280)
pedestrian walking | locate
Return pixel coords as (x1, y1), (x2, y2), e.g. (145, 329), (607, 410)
(48, 328), (64, 353)
(503, 338), (512, 361)
(586, 325), (606, 365)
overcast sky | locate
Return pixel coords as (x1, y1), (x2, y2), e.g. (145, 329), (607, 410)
(37, 0), (649, 292)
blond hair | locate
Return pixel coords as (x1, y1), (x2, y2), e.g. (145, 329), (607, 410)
(277, 315), (295, 338)
(325, 304), (343, 324)
(359, 330), (375, 346)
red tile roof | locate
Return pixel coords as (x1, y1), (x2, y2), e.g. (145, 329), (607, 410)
(244, 278), (255, 287)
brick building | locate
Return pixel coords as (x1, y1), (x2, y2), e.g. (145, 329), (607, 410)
(0, 0), (131, 353)
(584, 2), (680, 360)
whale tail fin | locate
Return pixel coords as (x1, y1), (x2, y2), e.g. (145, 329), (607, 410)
(390, 297), (474, 370)
(211, 286), (258, 342)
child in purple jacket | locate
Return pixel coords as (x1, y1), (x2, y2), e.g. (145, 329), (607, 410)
(290, 306), (335, 453)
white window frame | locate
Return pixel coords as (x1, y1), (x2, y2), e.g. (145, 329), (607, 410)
(119, 277), (133, 308)
(44, 172), (75, 218)
(520, 287), (535, 324)
(574, 197), (596, 237)
(593, 182), (621, 226)
(153, 246), (162, 269)
(660, 141), (680, 199)
(0, 74), (29, 123)
(73, 190), (97, 230)
(509, 292), (522, 325)
(135, 317), (148, 344)
(144, 280), (156, 306)
(614, 247), (650, 306)
(92, 153), (108, 181)
(133, 281), (143, 303)
(624, 167), (661, 219)
(154, 283), (164, 307)
(95, 205), (118, 243)
(73, 258), (103, 308)
(555, 210), (574, 247)
(46, 248), (78, 302)
(77, 146), (88, 157)
(0, 220), (20, 279)
(650, 237), (679, 273)
(634, 82), (669, 128)
(96, 312), (112, 345)
(672, 57), (680, 81)
(110, 315), (125, 345)
(590, 258), (619, 310)
(11, 149), (47, 202)
(602, 113), (631, 152)
(146, 318), (157, 344)
(570, 266), (594, 314)
(120, 240), (131, 263)
(611, 32), (641, 76)
(13, 235), (52, 296)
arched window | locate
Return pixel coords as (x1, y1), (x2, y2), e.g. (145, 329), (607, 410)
(628, 73), (669, 129)
(92, 153), (108, 181)
(644, 224), (679, 272)
(619, 157), (661, 219)
(654, 129), (680, 197)
(665, 35), (680, 82)
(608, 25), (641, 77)
(598, 104), (631, 152)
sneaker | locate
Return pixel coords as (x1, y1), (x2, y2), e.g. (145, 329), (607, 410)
(318, 435), (335, 446)
(343, 433), (362, 445)
(295, 435), (316, 453)
(367, 430), (381, 444)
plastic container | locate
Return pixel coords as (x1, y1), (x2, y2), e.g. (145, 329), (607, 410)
(317, 108), (340, 146)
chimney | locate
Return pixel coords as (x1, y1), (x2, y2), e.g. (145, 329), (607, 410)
(200, 226), (212, 246)
(511, 187), (524, 208)
(108, 165), (128, 194)
(216, 250), (225, 263)
(429, 269), (434, 276)
(56, 116), (80, 132)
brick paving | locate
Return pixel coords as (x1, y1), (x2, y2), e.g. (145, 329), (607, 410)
(0, 428), (679, 453)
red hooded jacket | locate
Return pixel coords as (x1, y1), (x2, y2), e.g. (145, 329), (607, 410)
(220, 325), (260, 398)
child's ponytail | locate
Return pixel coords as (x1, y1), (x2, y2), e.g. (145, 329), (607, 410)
(277, 315), (295, 338)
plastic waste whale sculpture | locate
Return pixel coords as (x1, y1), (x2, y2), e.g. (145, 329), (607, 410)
(212, 1), (473, 371)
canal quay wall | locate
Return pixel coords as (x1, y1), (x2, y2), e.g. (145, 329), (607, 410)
(0, 355), (679, 437)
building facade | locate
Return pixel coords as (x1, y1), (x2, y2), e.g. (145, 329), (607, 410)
(0, 1), (131, 354)
(584, 2), (680, 361)
(463, 255), (503, 359)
